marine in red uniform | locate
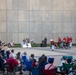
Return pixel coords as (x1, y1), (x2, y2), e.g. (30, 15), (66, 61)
(58, 37), (61, 47)
(69, 36), (72, 48)
(50, 39), (55, 51)
(58, 37), (61, 43)
(66, 36), (70, 47)
(69, 36), (72, 42)
(63, 37), (67, 43)
(50, 40), (55, 45)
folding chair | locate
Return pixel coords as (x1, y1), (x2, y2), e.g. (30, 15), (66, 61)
(31, 68), (42, 75)
(6, 63), (16, 75)
(6, 58), (18, 75)
(62, 63), (73, 75)
(42, 68), (56, 75)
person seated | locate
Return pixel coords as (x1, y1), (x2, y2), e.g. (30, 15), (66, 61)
(9, 49), (16, 59)
(40, 40), (46, 47)
(38, 54), (48, 70)
(44, 37), (47, 47)
(2, 42), (8, 50)
(45, 57), (56, 70)
(16, 52), (21, 60)
(21, 52), (33, 71)
(32, 59), (37, 68)
(0, 54), (5, 70)
(8, 40), (14, 47)
(57, 56), (66, 72)
(27, 40), (32, 48)
(66, 58), (72, 64)
(59, 40), (64, 49)
(21, 52), (29, 64)
(60, 56), (73, 66)
(21, 39), (27, 48)
(21, 38), (32, 48)
(6, 55), (18, 72)
(57, 56), (73, 73)
(6, 50), (10, 59)
(60, 56), (67, 67)
(42, 58), (56, 75)
(10, 40), (14, 46)
(29, 54), (35, 61)
(62, 58), (73, 74)
(0, 40), (2, 50)
(1, 50), (7, 59)
(29, 54), (37, 68)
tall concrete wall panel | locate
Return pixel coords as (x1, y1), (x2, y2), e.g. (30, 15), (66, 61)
(0, 0), (76, 43)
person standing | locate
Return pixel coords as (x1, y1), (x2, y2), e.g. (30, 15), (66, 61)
(63, 37), (67, 43)
(66, 36), (70, 48)
(50, 39), (55, 51)
(58, 37), (61, 48)
(69, 36), (72, 48)
(44, 37), (47, 47)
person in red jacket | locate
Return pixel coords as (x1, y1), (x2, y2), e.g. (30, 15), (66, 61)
(58, 37), (61, 43)
(6, 55), (18, 72)
(69, 36), (72, 42)
(69, 36), (72, 48)
(58, 37), (61, 47)
(63, 37), (67, 43)
(67, 36), (70, 43)
(50, 39), (55, 51)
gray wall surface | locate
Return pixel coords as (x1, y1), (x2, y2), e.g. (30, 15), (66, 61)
(0, 0), (76, 43)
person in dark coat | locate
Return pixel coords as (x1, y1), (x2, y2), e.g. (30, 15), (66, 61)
(0, 55), (5, 70)
(44, 37), (47, 47)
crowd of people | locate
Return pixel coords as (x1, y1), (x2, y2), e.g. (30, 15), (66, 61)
(50, 36), (73, 51)
(0, 38), (32, 49)
(0, 36), (75, 75)
(0, 40), (14, 50)
(0, 48), (57, 74)
(0, 48), (76, 75)
(57, 36), (72, 49)
(21, 38), (32, 48)
(0, 36), (73, 50)
(40, 36), (73, 51)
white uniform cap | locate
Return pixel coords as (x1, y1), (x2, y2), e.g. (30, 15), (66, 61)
(50, 39), (53, 41)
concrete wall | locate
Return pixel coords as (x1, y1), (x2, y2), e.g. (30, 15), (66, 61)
(0, 0), (76, 43)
